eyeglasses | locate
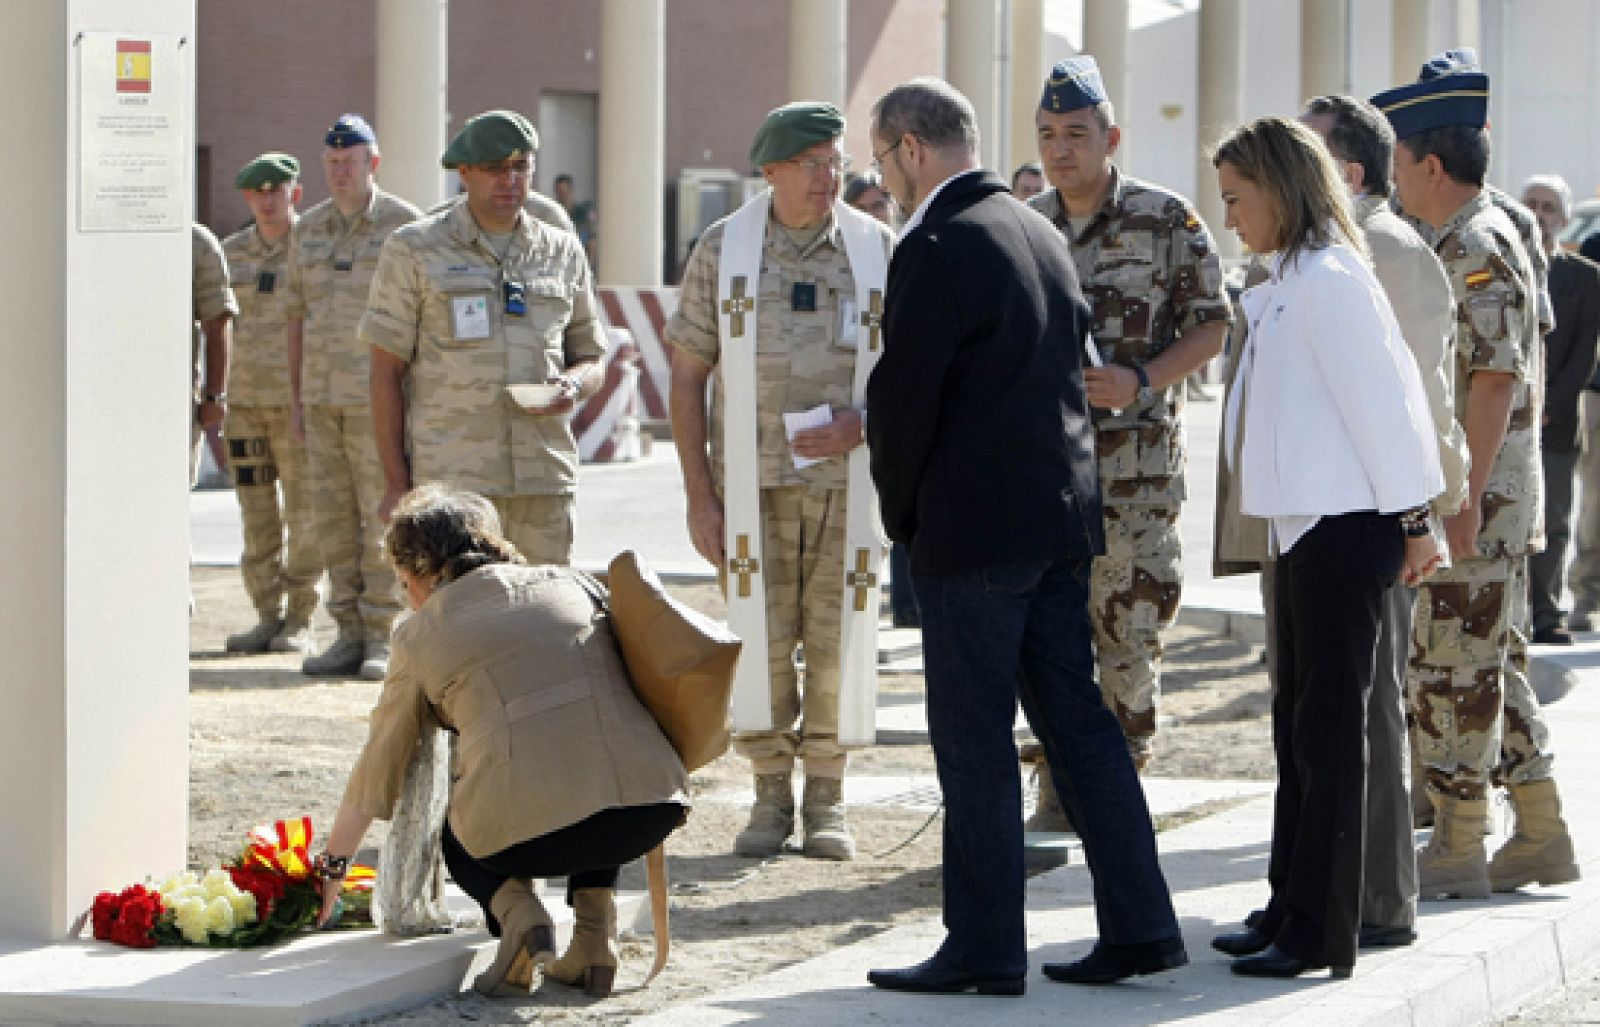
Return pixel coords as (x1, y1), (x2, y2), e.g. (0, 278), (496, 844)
(787, 153), (851, 175)
(473, 159), (534, 179)
(871, 139), (903, 174)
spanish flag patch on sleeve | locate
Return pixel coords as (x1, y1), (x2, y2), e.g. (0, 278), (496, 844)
(1464, 268), (1493, 289)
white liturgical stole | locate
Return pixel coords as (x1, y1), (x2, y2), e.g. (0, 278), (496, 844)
(715, 189), (888, 745)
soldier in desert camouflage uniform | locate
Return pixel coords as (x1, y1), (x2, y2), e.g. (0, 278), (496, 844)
(191, 222), (236, 485)
(1377, 67), (1579, 901)
(1027, 58), (1231, 808)
(286, 114), (421, 680)
(668, 103), (896, 861)
(365, 110), (604, 565)
(221, 153), (320, 655)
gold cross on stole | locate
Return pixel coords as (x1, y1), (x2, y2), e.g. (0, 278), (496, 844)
(720, 274), (755, 337)
(728, 534), (761, 597)
(859, 288), (884, 351)
(845, 548), (879, 612)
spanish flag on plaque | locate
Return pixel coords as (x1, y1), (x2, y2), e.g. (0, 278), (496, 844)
(115, 40), (151, 94)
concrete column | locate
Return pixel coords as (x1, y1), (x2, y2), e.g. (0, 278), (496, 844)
(1392, 0), (1432, 85)
(0, 0), (193, 940)
(375, 0), (449, 209)
(790, 0), (847, 107)
(1301, 0), (1349, 99)
(1007, 0), (1045, 177)
(1453, 0), (1480, 51)
(1196, 0), (1244, 258)
(599, 0), (665, 286)
(946, 0), (1000, 169)
(1083, 0), (1130, 166)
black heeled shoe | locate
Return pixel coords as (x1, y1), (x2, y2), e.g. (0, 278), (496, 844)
(1231, 943), (1353, 980)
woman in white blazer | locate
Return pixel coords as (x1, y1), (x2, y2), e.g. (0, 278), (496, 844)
(1208, 117), (1444, 981)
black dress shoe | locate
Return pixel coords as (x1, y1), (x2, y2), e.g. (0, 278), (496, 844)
(1231, 943), (1352, 980)
(1042, 937), (1188, 985)
(1358, 923), (1417, 949)
(867, 956), (1025, 996)
(1533, 625), (1575, 645)
(1211, 925), (1272, 957)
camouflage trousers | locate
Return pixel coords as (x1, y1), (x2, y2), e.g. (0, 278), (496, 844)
(303, 404), (400, 645)
(1090, 501), (1183, 759)
(728, 485), (851, 777)
(489, 493), (575, 566)
(1408, 555), (1555, 800)
(224, 405), (320, 625)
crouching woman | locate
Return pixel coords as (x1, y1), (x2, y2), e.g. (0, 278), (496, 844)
(313, 484), (689, 998)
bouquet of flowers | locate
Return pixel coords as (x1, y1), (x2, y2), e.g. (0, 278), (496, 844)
(88, 816), (374, 949)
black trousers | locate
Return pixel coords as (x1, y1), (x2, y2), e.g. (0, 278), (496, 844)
(442, 802), (685, 937)
(1258, 511), (1401, 969)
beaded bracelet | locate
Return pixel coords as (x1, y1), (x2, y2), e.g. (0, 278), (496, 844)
(314, 852), (350, 881)
(1398, 506), (1431, 538)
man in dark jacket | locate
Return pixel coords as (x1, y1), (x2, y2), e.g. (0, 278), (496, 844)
(1524, 176), (1600, 643)
(862, 77), (1184, 997)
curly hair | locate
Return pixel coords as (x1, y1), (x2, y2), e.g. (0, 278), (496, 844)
(383, 484), (525, 583)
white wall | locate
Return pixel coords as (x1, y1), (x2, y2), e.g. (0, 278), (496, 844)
(0, 0), (193, 940)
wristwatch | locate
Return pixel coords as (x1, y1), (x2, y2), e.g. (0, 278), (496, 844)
(1132, 366), (1153, 405)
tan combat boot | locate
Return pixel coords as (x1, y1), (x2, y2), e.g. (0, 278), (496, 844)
(473, 879), (556, 997)
(302, 634), (364, 676)
(270, 620), (314, 654)
(734, 772), (794, 857)
(1417, 789), (1491, 899)
(1024, 764), (1074, 833)
(802, 776), (856, 861)
(546, 887), (619, 998)
(225, 618), (283, 654)
(1489, 779), (1581, 892)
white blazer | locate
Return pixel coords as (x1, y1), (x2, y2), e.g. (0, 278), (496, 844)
(1226, 241), (1444, 536)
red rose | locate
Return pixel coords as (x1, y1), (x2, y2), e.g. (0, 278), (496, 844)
(94, 884), (164, 948)
(228, 864), (286, 918)
(90, 892), (120, 941)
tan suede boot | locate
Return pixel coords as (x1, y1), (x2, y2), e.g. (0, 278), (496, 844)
(546, 887), (619, 997)
(802, 776), (856, 861)
(734, 772), (794, 857)
(1417, 789), (1491, 899)
(1489, 779), (1581, 892)
(1024, 765), (1074, 833)
(472, 879), (555, 997)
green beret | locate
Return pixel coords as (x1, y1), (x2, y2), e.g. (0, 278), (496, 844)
(749, 101), (845, 167)
(441, 110), (539, 169)
(235, 152), (299, 191)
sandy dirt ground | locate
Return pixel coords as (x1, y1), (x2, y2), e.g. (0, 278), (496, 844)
(187, 565), (1273, 1024)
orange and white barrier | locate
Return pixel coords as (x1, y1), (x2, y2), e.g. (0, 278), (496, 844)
(597, 286), (678, 424)
(574, 326), (644, 463)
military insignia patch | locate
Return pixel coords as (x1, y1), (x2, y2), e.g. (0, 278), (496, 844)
(1467, 292), (1505, 339)
(1464, 268), (1493, 289)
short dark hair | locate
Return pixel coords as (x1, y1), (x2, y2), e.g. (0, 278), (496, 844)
(554, 173), (574, 187)
(872, 77), (978, 155)
(843, 171), (882, 205)
(1303, 94), (1394, 198)
(1399, 124), (1490, 187)
(1011, 161), (1042, 188)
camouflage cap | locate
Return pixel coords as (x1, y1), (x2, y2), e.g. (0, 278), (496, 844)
(325, 113), (377, 149)
(441, 110), (539, 169)
(234, 152), (300, 191)
(749, 101), (845, 167)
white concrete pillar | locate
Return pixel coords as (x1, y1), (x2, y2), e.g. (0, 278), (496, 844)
(1083, 0), (1130, 167)
(599, 0), (665, 286)
(375, 0), (449, 209)
(790, 0), (847, 107)
(1391, 0), (1432, 85)
(1197, 0), (1244, 258)
(0, 0), (193, 940)
(1453, 0), (1481, 51)
(1301, 0), (1350, 99)
(946, 0), (1001, 169)
(1007, 0), (1045, 177)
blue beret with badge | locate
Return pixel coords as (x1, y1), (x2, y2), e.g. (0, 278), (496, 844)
(325, 113), (377, 149)
(235, 152), (299, 191)
(1040, 55), (1107, 113)
(1418, 47), (1480, 80)
(1371, 71), (1489, 139)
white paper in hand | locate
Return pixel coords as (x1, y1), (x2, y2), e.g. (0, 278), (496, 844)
(784, 404), (834, 469)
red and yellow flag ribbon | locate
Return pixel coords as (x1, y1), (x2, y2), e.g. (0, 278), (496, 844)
(242, 816), (315, 881)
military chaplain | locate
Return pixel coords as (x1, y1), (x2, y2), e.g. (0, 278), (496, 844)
(285, 113), (422, 680)
(667, 102), (896, 861)
(221, 153), (321, 655)
(1375, 65), (1579, 901)
(364, 110), (605, 564)
(1028, 57), (1232, 779)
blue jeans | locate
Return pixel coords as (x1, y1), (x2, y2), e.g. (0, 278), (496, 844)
(914, 557), (1180, 974)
